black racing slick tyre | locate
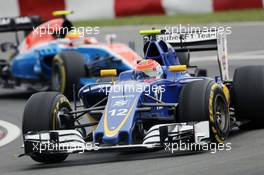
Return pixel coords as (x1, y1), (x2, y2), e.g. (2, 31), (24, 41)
(51, 51), (86, 99)
(177, 52), (189, 66)
(22, 92), (73, 163)
(232, 66), (264, 125)
(178, 80), (230, 143)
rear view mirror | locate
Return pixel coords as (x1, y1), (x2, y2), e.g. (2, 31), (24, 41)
(100, 69), (117, 84)
(169, 65), (187, 81)
(169, 65), (187, 72)
(100, 69), (117, 77)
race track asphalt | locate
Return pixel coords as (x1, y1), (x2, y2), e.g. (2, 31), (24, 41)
(0, 22), (264, 175)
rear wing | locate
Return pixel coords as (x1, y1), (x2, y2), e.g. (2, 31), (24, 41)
(0, 16), (42, 33)
(140, 29), (229, 81)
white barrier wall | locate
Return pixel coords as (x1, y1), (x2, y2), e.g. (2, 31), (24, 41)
(162, 0), (213, 15)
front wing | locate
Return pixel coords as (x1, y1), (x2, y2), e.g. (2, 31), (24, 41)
(22, 121), (209, 155)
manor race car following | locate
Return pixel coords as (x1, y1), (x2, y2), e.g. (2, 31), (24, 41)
(21, 29), (264, 163)
(0, 11), (141, 98)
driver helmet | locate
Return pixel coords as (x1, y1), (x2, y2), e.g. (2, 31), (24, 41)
(136, 59), (163, 79)
(65, 31), (85, 45)
(65, 31), (82, 40)
(65, 31), (98, 45)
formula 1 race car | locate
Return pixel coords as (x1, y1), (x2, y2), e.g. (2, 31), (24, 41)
(0, 11), (141, 98)
(21, 29), (264, 163)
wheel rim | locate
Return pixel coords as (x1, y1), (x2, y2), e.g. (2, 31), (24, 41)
(214, 94), (229, 133)
(55, 107), (71, 130)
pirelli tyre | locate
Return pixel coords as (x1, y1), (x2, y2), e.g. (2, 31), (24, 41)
(51, 51), (86, 99)
(22, 92), (73, 163)
(177, 79), (230, 143)
(177, 52), (189, 66)
(232, 66), (264, 127)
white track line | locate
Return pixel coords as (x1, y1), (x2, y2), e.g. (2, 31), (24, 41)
(0, 120), (20, 147)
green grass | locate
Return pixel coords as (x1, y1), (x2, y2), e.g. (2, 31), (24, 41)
(74, 9), (264, 27)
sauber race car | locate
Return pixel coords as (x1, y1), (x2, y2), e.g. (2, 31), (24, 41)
(21, 29), (264, 163)
(0, 11), (141, 98)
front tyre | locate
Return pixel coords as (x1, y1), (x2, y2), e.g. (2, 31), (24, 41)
(22, 92), (73, 163)
(178, 80), (230, 143)
(51, 51), (86, 99)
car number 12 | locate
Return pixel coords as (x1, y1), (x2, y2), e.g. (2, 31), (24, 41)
(109, 109), (128, 117)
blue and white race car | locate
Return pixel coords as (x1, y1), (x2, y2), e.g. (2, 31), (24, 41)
(21, 29), (264, 163)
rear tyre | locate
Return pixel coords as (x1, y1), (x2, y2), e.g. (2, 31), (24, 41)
(177, 52), (189, 66)
(51, 51), (86, 100)
(22, 92), (73, 163)
(178, 80), (230, 143)
(232, 66), (264, 127)
(196, 68), (207, 77)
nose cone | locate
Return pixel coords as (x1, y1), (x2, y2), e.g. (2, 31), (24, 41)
(94, 83), (143, 145)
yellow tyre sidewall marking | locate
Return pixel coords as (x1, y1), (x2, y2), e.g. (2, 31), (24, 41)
(209, 83), (217, 123)
(223, 85), (230, 106)
(209, 83), (224, 143)
(54, 55), (66, 94)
